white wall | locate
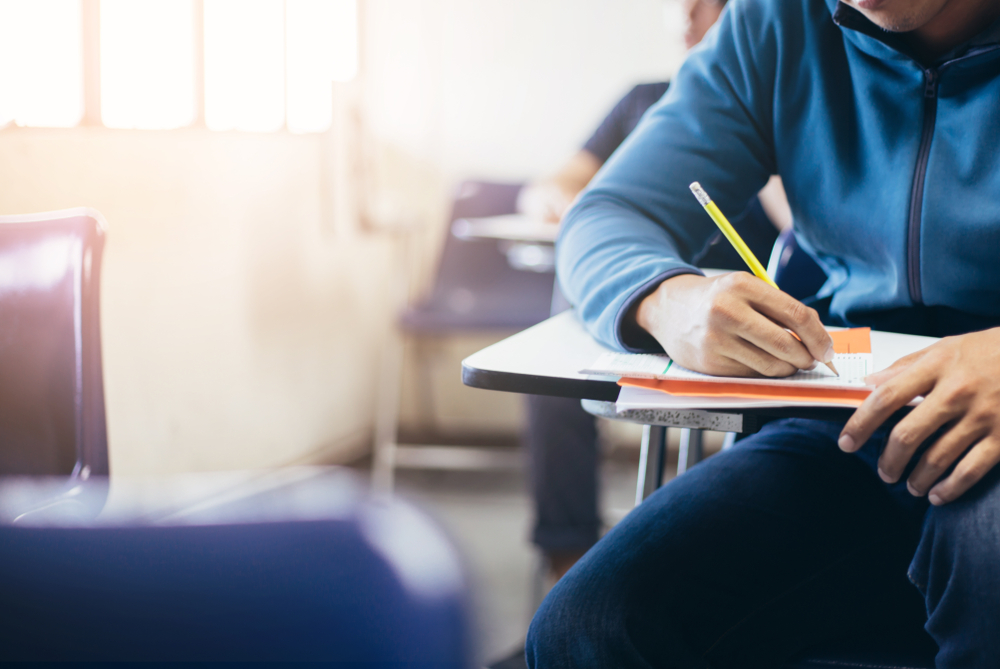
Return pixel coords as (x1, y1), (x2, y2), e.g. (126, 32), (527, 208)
(363, 0), (685, 183)
(0, 127), (394, 475)
(362, 0), (686, 436)
(0, 1), (686, 474)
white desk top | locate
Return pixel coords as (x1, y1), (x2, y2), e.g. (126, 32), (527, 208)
(461, 310), (620, 401)
(464, 310), (609, 380)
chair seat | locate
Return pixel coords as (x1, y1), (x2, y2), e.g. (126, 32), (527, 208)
(401, 229), (555, 335)
(0, 469), (470, 663)
(784, 637), (936, 669)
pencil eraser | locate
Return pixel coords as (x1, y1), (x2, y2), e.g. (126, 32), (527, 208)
(689, 182), (710, 206)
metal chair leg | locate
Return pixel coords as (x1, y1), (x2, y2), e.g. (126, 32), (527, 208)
(372, 230), (414, 497)
(677, 428), (704, 476)
(635, 425), (667, 506)
(372, 327), (404, 496)
(721, 431), (737, 450)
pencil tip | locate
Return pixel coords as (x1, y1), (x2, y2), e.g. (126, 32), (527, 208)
(825, 361), (840, 377)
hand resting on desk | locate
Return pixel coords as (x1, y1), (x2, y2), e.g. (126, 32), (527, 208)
(839, 328), (1000, 506)
(634, 272), (835, 378)
(634, 273), (1000, 505)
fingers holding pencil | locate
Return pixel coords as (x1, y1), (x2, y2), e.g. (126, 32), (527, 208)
(635, 272), (833, 379)
(689, 181), (838, 376)
(744, 277), (836, 367)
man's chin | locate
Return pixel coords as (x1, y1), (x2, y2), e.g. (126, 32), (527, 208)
(847, 0), (925, 33)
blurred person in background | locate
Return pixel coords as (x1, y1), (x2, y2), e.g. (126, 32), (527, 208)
(516, 0), (792, 594)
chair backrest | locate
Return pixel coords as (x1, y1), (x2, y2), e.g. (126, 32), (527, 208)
(0, 209), (108, 479)
(784, 635), (936, 669)
(768, 229), (935, 669)
(401, 181), (555, 332)
(0, 469), (471, 664)
(767, 228), (828, 300)
(696, 196), (780, 272)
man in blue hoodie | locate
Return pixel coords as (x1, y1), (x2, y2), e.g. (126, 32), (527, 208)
(527, 0), (1000, 666)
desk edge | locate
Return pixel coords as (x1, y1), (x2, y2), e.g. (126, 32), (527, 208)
(461, 363), (620, 401)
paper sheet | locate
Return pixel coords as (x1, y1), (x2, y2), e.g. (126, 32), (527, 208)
(583, 328), (874, 391)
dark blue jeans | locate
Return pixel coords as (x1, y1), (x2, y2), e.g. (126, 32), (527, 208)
(526, 418), (1000, 668)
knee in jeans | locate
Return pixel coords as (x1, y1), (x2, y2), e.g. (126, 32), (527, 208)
(526, 585), (581, 667)
(525, 575), (610, 668)
(909, 476), (1000, 667)
(910, 473), (1000, 598)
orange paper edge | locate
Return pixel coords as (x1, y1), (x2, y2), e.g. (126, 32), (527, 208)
(619, 377), (871, 407)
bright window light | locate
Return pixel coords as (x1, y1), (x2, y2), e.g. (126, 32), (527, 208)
(101, 0), (195, 130)
(204, 0), (285, 132)
(286, 0), (357, 133)
(0, 0), (84, 128)
(286, 1), (334, 133)
(327, 0), (358, 84)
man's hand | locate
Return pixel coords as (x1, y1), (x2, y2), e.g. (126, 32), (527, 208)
(517, 150), (602, 224)
(635, 272), (834, 377)
(517, 182), (575, 224)
(839, 328), (1000, 505)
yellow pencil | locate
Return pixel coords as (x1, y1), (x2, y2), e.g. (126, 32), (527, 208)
(688, 181), (839, 377)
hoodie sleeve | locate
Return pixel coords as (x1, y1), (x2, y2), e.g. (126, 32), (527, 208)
(556, 0), (779, 352)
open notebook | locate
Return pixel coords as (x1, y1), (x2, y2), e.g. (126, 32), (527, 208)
(582, 328), (894, 408)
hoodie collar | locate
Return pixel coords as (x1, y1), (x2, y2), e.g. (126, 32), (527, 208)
(830, 0), (1000, 66)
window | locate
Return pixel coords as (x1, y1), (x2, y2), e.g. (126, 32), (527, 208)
(0, 0), (84, 128)
(101, 0), (196, 130)
(286, 0), (358, 133)
(204, 0), (285, 132)
(0, 0), (357, 132)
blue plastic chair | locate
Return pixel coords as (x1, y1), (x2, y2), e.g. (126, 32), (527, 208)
(373, 181), (557, 492)
(400, 181), (556, 333)
(768, 228), (829, 301)
(0, 469), (471, 664)
(767, 230), (937, 669)
(0, 209), (108, 480)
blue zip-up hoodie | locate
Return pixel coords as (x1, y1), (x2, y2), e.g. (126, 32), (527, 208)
(558, 0), (1000, 352)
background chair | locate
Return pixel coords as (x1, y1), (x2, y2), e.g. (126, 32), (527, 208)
(0, 468), (471, 664)
(767, 227), (829, 301)
(374, 184), (784, 492)
(400, 181), (555, 332)
(373, 181), (556, 491)
(0, 208), (108, 480)
(777, 227), (934, 668)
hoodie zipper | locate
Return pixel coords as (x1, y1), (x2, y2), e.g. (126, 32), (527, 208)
(901, 44), (1000, 305)
(906, 68), (938, 305)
